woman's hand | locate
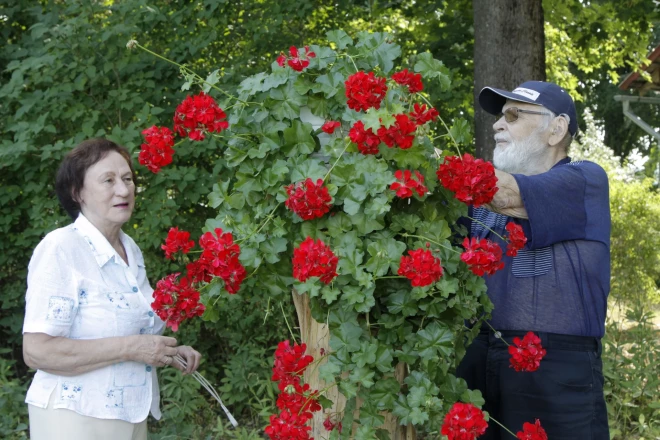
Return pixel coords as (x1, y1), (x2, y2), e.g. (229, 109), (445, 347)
(173, 345), (202, 375)
(129, 335), (179, 368)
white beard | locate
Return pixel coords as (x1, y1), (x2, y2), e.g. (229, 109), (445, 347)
(493, 132), (548, 175)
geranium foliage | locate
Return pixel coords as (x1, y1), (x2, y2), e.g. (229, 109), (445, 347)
(137, 30), (495, 437)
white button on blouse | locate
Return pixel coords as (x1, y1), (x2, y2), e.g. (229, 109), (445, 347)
(23, 214), (165, 423)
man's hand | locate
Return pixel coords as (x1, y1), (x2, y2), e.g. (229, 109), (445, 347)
(486, 169), (529, 219)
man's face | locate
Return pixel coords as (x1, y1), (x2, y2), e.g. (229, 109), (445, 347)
(491, 101), (552, 175)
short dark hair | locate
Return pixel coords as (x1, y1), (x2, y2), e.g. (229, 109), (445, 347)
(55, 139), (136, 219)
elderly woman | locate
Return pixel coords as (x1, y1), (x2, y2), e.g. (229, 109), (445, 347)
(22, 139), (201, 440)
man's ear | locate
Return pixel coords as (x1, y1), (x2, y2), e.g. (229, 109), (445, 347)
(548, 116), (569, 147)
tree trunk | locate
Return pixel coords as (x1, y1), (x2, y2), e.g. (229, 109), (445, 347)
(292, 292), (416, 439)
(472, 0), (546, 161)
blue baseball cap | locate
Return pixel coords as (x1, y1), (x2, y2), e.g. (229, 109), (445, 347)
(479, 81), (578, 136)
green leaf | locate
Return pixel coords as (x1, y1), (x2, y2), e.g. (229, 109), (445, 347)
(238, 72), (267, 95)
(227, 192), (245, 210)
(293, 278), (322, 298)
(414, 52), (451, 91)
(319, 358), (342, 383)
(208, 181), (230, 208)
(327, 30), (353, 50)
(365, 237), (406, 276)
(270, 81), (308, 120)
(349, 366), (375, 388)
(313, 72), (344, 98)
(369, 377), (400, 409)
(289, 157), (327, 182)
(283, 120), (316, 157)
(416, 322), (454, 361)
(262, 65), (290, 92)
(259, 237), (288, 263)
(461, 389), (485, 407)
(202, 69), (221, 93)
(354, 425), (378, 440)
(321, 285), (340, 304)
(343, 197), (361, 216)
(330, 321), (363, 361)
(386, 290), (418, 317)
(308, 45), (337, 69)
(352, 340), (379, 368)
(362, 107), (395, 132)
(449, 118), (473, 146)
(350, 212), (385, 235)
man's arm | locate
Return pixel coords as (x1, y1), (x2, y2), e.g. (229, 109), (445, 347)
(485, 169), (528, 219)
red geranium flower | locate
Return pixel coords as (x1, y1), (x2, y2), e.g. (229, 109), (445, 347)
(349, 120), (382, 155)
(509, 332), (547, 372)
(441, 402), (489, 440)
(277, 46), (316, 72)
(345, 71), (388, 112)
(398, 248), (443, 287)
(377, 114), (417, 149)
(461, 237), (505, 276)
(151, 273), (205, 332)
(194, 228), (246, 294)
(505, 222), (527, 257)
(292, 237), (338, 284)
(390, 170), (428, 198)
(516, 419), (548, 440)
(436, 154), (498, 207)
(139, 126), (175, 173)
(391, 68), (423, 93)
(276, 382), (322, 418)
(173, 92), (228, 141)
(285, 178), (333, 220)
(265, 410), (313, 440)
(161, 227), (195, 260)
(409, 103), (439, 125)
(321, 120), (341, 134)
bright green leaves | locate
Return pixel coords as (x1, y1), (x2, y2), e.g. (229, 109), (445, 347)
(365, 237), (406, 276)
(414, 52), (451, 91)
(415, 321), (454, 362)
(363, 107), (395, 131)
(327, 30), (353, 50)
(282, 120), (315, 157)
(355, 31), (401, 74)
(270, 81), (308, 121)
(329, 321), (363, 362)
(313, 72), (344, 98)
(449, 118), (473, 146)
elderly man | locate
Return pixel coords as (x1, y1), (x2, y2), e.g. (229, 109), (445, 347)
(456, 81), (610, 439)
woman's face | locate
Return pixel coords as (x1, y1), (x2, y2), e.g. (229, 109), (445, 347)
(78, 151), (135, 232)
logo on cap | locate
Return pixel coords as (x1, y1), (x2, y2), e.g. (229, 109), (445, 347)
(512, 87), (540, 101)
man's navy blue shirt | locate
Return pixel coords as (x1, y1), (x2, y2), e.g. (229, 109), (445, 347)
(465, 157), (611, 338)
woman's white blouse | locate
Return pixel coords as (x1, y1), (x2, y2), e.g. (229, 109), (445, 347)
(23, 214), (165, 423)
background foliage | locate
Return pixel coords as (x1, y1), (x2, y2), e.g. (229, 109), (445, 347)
(1, 0), (659, 438)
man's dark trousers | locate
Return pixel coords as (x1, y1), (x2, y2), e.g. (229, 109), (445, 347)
(456, 329), (609, 440)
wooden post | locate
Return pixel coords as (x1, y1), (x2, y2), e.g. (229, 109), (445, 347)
(292, 292), (416, 439)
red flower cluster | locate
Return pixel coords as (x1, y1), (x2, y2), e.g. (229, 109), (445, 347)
(321, 121), (341, 134)
(441, 402), (489, 440)
(461, 237), (505, 276)
(323, 416), (342, 433)
(161, 227), (195, 260)
(516, 419), (548, 440)
(173, 92), (229, 141)
(509, 331), (547, 372)
(390, 170), (428, 198)
(436, 154), (499, 207)
(277, 46), (316, 72)
(349, 120), (381, 155)
(398, 248), (443, 287)
(345, 71), (388, 112)
(292, 237), (339, 284)
(152, 273), (205, 332)
(285, 178), (333, 220)
(191, 228), (246, 294)
(392, 68), (423, 93)
(505, 222), (527, 257)
(139, 126), (175, 173)
(377, 114), (417, 149)
(409, 103), (439, 126)
(266, 341), (321, 440)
